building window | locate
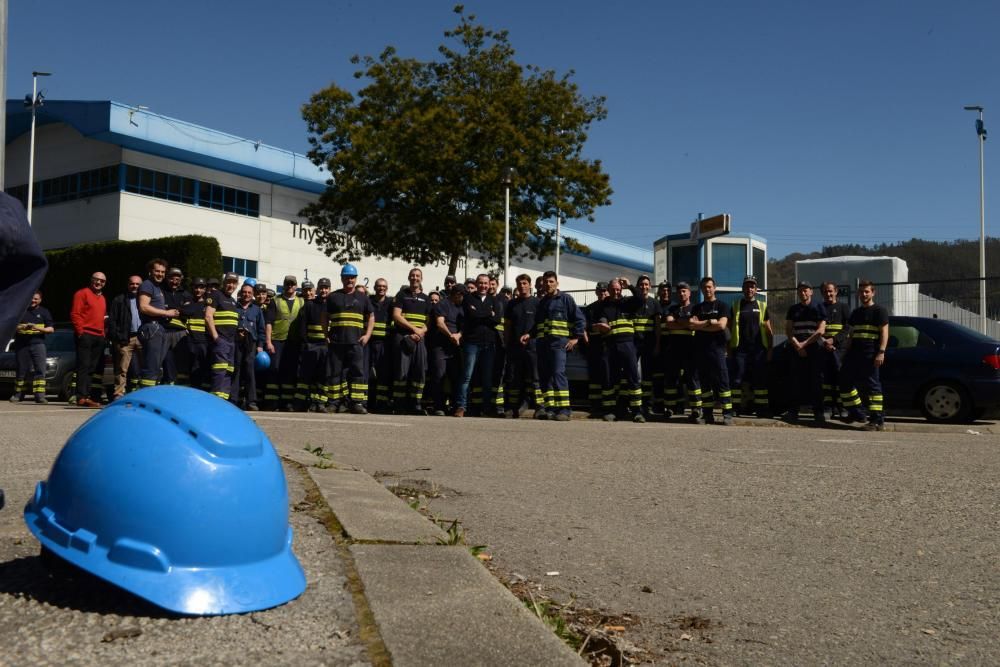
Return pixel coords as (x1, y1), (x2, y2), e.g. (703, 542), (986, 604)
(198, 181), (260, 217)
(671, 245), (699, 287)
(223, 256), (258, 278)
(125, 165), (258, 216)
(710, 243), (747, 287)
(5, 165), (118, 209)
(124, 165), (197, 205)
(752, 247), (766, 289)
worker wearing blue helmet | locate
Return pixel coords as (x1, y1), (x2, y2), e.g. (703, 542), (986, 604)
(325, 264), (374, 414)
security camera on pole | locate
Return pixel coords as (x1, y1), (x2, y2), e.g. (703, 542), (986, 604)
(25, 70), (52, 225)
(963, 105), (988, 334)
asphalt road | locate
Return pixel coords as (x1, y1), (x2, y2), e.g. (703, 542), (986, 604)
(257, 410), (1000, 665)
(2, 403), (997, 665)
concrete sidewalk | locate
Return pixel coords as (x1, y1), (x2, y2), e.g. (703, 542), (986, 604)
(282, 446), (584, 666)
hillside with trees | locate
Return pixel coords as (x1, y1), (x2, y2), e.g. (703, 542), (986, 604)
(768, 237), (1000, 311)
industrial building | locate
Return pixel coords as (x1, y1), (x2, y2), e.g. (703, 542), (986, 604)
(4, 100), (651, 298)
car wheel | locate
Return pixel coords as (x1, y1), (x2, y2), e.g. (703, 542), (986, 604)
(59, 372), (74, 402)
(919, 381), (972, 423)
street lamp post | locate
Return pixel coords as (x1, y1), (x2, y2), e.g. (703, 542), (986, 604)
(964, 105), (987, 333)
(25, 70), (51, 225)
(555, 212), (561, 275)
(502, 167), (515, 287)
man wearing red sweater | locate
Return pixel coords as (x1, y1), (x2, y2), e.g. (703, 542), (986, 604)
(70, 272), (108, 407)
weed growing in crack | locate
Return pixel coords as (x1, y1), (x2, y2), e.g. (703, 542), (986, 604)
(303, 444), (335, 469)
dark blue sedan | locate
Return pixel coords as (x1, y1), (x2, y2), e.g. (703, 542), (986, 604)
(769, 316), (1000, 422)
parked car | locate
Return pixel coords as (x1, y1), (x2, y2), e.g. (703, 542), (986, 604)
(0, 329), (115, 401)
(769, 316), (1000, 423)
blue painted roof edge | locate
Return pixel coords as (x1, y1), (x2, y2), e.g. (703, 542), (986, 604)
(5, 100), (329, 194)
(654, 231), (768, 245)
(537, 220), (653, 272)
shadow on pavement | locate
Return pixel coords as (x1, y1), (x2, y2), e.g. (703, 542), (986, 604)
(0, 549), (174, 619)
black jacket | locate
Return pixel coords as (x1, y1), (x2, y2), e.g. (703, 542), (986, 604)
(108, 293), (138, 345)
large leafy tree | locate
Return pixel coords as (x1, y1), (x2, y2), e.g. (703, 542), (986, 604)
(301, 6), (612, 276)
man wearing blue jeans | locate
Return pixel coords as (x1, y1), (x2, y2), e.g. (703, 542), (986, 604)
(454, 274), (500, 418)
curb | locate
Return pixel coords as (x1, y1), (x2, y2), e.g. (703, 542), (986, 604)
(302, 465), (584, 666)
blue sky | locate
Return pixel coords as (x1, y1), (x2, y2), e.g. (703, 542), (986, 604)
(6, 0), (998, 259)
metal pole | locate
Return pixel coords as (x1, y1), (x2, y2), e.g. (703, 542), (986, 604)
(978, 116), (986, 334)
(504, 184), (510, 287)
(555, 212), (561, 275)
(0, 0), (8, 190)
(26, 75), (38, 225)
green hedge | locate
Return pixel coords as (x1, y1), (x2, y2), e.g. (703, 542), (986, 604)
(42, 235), (222, 321)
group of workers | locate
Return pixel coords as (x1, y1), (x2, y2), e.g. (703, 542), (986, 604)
(11, 260), (889, 430)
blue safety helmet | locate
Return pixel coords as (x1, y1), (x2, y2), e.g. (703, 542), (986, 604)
(340, 263), (358, 277)
(24, 386), (306, 615)
(255, 350), (271, 371)
(243, 277), (257, 287)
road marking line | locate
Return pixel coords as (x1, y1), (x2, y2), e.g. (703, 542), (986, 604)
(251, 415), (408, 427)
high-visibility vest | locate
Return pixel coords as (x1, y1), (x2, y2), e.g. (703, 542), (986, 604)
(271, 297), (303, 341)
(727, 299), (771, 351)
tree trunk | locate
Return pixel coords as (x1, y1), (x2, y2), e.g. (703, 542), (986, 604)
(447, 251), (460, 279)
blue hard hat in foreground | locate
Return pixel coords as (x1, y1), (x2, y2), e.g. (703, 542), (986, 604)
(255, 350), (271, 370)
(24, 386), (306, 615)
(341, 263), (358, 277)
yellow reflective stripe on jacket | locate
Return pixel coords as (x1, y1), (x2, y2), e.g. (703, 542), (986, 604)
(633, 316), (654, 334)
(213, 311), (239, 327)
(168, 317), (186, 328)
(727, 299), (770, 350)
(187, 318), (206, 333)
(851, 324), (880, 340)
(404, 313), (427, 325)
(824, 323), (843, 338)
(306, 324), (327, 341)
(372, 321), (387, 338)
(330, 312), (364, 329)
(609, 318), (634, 336)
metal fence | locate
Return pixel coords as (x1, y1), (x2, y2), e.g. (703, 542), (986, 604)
(762, 277), (1000, 340)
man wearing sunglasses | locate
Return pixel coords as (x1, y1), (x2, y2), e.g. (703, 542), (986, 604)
(70, 272), (108, 407)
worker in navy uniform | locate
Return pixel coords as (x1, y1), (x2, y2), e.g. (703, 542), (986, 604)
(160, 267), (190, 384)
(368, 278), (393, 412)
(488, 279), (508, 417)
(726, 275), (772, 417)
(428, 284), (464, 415)
(231, 282), (266, 411)
(454, 274), (501, 418)
(392, 267), (431, 414)
(532, 271), (586, 421)
(205, 272), (241, 400)
(137, 258), (180, 389)
(503, 274), (540, 419)
(818, 281), (849, 419)
(10, 290), (54, 403)
(582, 283), (611, 417)
(593, 278), (644, 423)
(784, 281), (827, 424)
(264, 275), (304, 411)
(179, 278), (210, 389)
(253, 283), (271, 397)
(626, 275), (659, 418)
(841, 279), (889, 431)
(690, 276), (734, 425)
(652, 281), (672, 414)
(663, 281), (702, 421)
(326, 265), (375, 414)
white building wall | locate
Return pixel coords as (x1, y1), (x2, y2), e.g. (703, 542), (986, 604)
(16, 129), (651, 295)
(5, 123), (122, 184)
